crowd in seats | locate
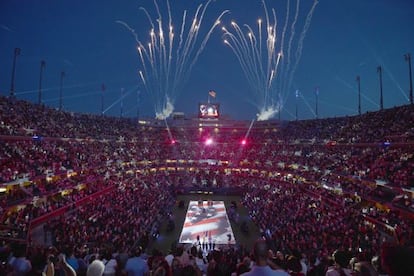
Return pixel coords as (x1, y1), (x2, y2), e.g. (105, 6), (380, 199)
(0, 96), (139, 139)
(2, 241), (413, 275)
(1, 96), (413, 190)
(5, 165), (408, 272)
(47, 173), (175, 256)
(7, 170), (410, 274)
(0, 171), (116, 241)
(1, 96), (414, 275)
(280, 105), (414, 143)
(243, 181), (383, 258)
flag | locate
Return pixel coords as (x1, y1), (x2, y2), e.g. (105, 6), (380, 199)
(209, 90), (216, 98)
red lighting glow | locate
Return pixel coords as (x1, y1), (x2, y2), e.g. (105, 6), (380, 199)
(205, 138), (213, 145)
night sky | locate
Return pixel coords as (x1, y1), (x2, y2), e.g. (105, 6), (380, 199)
(1, 0), (413, 121)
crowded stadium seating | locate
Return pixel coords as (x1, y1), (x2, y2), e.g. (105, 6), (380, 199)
(0, 95), (413, 275)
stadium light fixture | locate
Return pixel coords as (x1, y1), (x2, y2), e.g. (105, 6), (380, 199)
(205, 138), (213, 145)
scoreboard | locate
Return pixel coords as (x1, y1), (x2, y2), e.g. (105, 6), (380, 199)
(199, 103), (220, 119)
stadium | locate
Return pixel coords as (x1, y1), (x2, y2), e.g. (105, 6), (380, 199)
(0, 95), (413, 275)
(1, 0), (414, 275)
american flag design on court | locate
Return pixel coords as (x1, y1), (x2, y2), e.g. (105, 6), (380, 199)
(179, 200), (236, 245)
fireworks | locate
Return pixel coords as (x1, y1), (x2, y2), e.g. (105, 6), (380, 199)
(223, 0), (319, 120)
(118, 0), (228, 119)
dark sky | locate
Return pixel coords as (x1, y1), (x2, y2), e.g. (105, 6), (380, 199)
(1, 0), (413, 120)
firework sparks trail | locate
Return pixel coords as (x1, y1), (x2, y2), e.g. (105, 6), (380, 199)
(223, 0), (318, 120)
(117, 0), (228, 119)
(287, 0), (319, 102)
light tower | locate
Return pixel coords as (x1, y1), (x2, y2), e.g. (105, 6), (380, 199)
(356, 76), (361, 115)
(295, 90), (299, 121)
(9, 48), (21, 98)
(377, 66), (383, 110)
(120, 87), (124, 118)
(404, 53), (413, 105)
(315, 87), (319, 119)
(101, 84), (105, 116)
(38, 60), (46, 104)
(59, 71), (65, 111)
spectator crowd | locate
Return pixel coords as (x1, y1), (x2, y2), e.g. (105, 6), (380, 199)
(0, 95), (413, 275)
